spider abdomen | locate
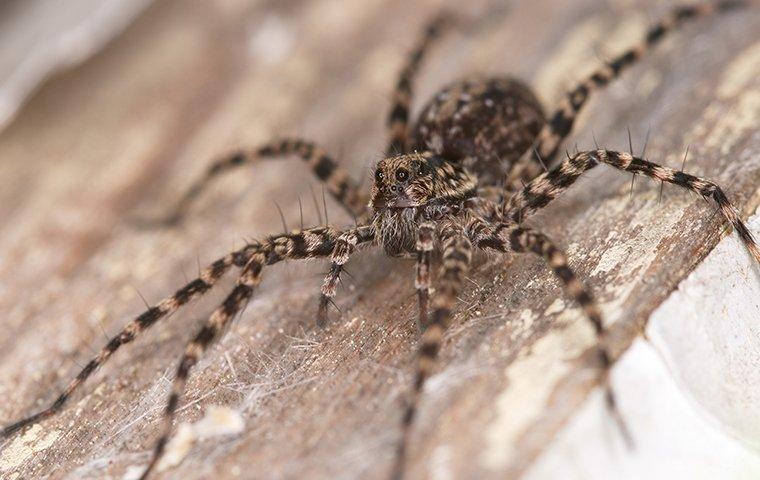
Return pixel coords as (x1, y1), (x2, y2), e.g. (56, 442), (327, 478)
(412, 77), (545, 186)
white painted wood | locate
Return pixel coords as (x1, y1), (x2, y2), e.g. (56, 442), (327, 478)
(525, 210), (760, 480)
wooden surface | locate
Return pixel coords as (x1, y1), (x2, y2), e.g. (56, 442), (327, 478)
(0, 1), (759, 479)
(0, 0), (152, 130)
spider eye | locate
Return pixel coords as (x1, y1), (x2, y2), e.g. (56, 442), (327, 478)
(395, 169), (409, 182)
(375, 170), (384, 182)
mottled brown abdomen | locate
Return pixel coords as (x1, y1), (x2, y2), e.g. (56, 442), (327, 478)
(411, 77), (545, 186)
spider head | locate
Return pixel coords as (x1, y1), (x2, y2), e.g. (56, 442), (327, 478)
(369, 152), (475, 212)
(370, 153), (433, 210)
(370, 152), (476, 256)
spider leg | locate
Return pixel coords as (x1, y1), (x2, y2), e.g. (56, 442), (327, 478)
(392, 221), (471, 480)
(317, 225), (375, 327)
(136, 226), (341, 479)
(0, 244), (257, 439)
(140, 254), (263, 479)
(414, 221), (436, 330)
(505, 0), (745, 188)
(386, 13), (455, 156)
(160, 138), (367, 226)
(468, 218), (631, 445)
(464, 194), (503, 222)
(504, 149), (760, 264)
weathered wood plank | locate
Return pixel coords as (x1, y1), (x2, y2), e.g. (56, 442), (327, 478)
(0, 1), (758, 479)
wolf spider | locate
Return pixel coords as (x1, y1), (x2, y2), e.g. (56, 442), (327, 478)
(2, 1), (758, 479)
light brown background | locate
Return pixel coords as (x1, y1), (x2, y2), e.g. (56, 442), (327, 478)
(0, 1), (759, 479)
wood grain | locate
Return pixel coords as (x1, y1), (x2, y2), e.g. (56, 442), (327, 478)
(0, 1), (758, 479)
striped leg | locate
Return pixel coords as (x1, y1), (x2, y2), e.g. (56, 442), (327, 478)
(464, 193), (504, 222)
(505, 0), (745, 187)
(139, 226), (341, 479)
(0, 245), (256, 439)
(504, 149), (760, 264)
(386, 13), (454, 156)
(392, 222), (471, 480)
(469, 219), (630, 444)
(414, 222), (436, 331)
(318, 225), (375, 327)
(161, 138), (367, 225)
(139, 253), (266, 479)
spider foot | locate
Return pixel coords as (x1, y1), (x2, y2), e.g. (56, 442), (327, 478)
(317, 294), (340, 328)
(605, 384), (634, 450)
(1, 410), (52, 440)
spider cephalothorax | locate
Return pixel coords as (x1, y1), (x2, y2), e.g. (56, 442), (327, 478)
(3, 3), (756, 480)
(411, 77), (546, 185)
(370, 151), (476, 256)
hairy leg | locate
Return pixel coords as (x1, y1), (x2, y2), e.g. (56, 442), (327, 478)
(1, 245), (256, 439)
(138, 226), (342, 478)
(504, 149), (760, 264)
(464, 193), (504, 222)
(414, 221), (436, 330)
(386, 13), (454, 156)
(2, 226), (342, 442)
(392, 221), (472, 479)
(139, 254), (264, 479)
(161, 138), (367, 225)
(318, 225), (375, 326)
(468, 218), (630, 443)
(506, 0), (745, 188)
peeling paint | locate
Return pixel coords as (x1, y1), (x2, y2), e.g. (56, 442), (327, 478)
(543, 298), (565, 316)
(517, 309), (537, 333)
(522, 210), (760, 480)
(154, 405), (245, 472)
(646, 210), (760, 449)
(590, 241), (630, 277)
(0, 425), (61, 471)
(480, 318), (595, 471)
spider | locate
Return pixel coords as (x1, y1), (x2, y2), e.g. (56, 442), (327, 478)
(2, 1), (758, 479)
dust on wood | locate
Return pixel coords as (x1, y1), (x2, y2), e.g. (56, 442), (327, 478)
(0, 1), (758, 479)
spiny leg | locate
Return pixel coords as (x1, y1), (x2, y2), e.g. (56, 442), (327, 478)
(1, 245), (257, 439)
(140, 226), (342, 479)
(464, 194), (504, 222)
(160, 138), (367, 225)
(468, 218), (631, 444)
(140, 253), (266, 479)
(414, 222), (436, 331)
(505, 0), (745, 188)
(504, 149), (760, 264)
(318, 225), (375, 327)
(392, 221), (471, 480)
(386, 13), (455, 156)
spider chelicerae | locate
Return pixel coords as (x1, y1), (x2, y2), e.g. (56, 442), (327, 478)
(2, 1), (758, 479)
